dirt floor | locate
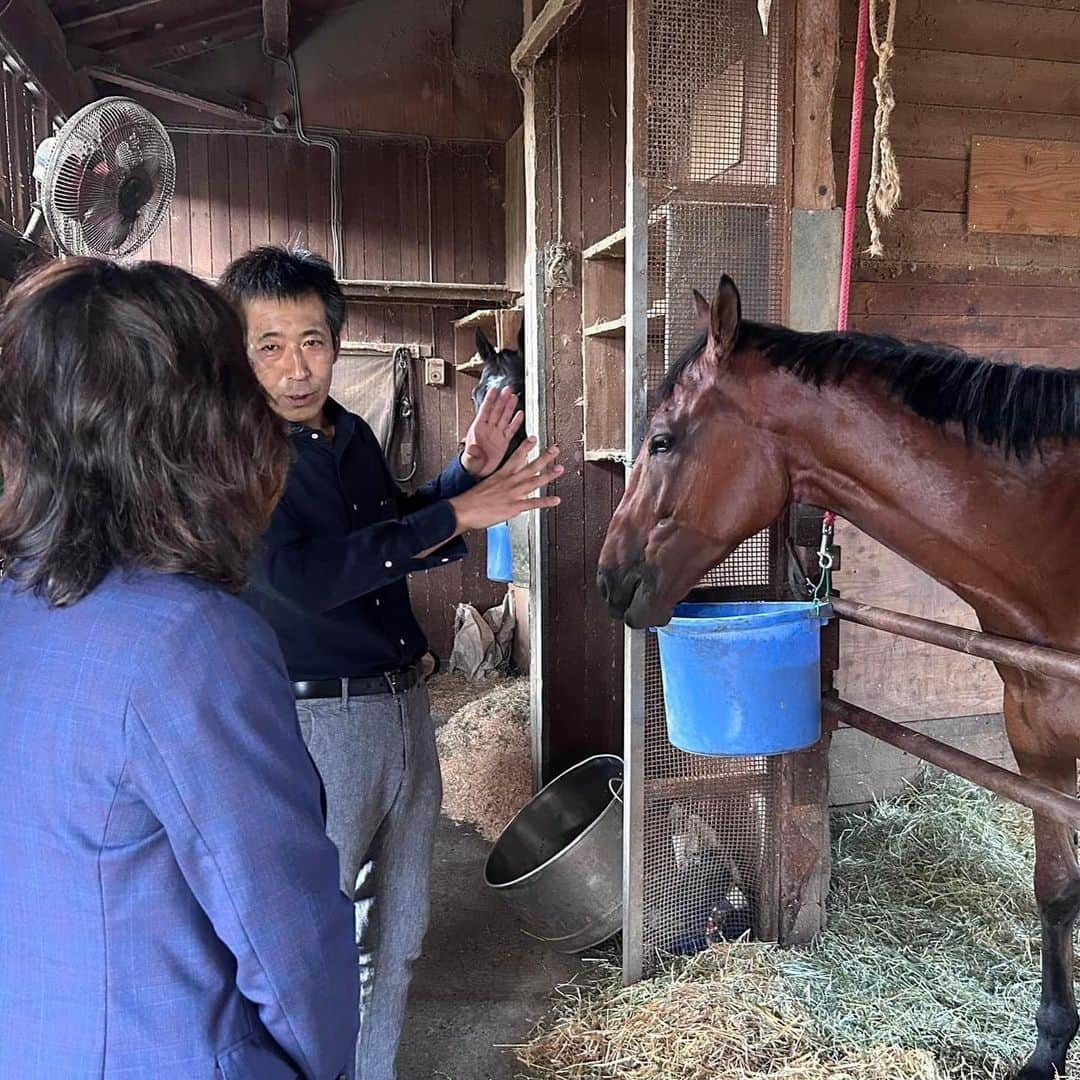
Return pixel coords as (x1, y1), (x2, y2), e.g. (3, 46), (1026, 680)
(397, 674), (580, 1080)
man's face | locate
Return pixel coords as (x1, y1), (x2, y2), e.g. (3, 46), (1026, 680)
(244, 292), (336, 428)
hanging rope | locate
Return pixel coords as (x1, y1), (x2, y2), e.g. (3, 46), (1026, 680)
(864, 0), (900, 258)
(757, 0), (773, 35)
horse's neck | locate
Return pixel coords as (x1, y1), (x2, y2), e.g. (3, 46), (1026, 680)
(778, 372), (1075, 636)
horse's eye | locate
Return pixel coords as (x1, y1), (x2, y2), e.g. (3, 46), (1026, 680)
(650, 433), (674, 455)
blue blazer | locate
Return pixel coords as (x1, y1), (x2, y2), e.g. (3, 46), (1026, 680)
(0, 570), (359, 1078)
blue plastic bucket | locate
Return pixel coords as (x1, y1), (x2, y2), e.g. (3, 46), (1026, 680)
(655, 601), (832, 756)
(486, 521), (513, 583)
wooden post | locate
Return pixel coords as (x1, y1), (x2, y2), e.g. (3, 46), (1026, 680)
(262, 0), (289, 61)
(793, 0), (839, 210)
(776, 0), (841, 947)
(511, 0), (585, 77)
(621, 0), (649, 988)
(522, 52), (556, 792)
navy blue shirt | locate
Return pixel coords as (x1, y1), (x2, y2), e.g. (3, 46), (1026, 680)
(244, 399), (477, 681)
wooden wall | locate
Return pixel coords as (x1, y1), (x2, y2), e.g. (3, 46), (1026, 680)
(830, 0), (1080, 779)
(152, 130), (508, 657)
(531, 0), (628, 777)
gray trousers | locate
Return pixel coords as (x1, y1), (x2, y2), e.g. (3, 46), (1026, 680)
(297, 682), (442, 1080)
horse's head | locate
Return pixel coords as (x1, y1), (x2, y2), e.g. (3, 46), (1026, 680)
(473, 324), (527, 465)
(597, 276), (791, 629)
(473, 326), (526, 407)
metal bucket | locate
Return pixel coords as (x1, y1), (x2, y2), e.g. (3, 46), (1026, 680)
(484, 754), (623, 953)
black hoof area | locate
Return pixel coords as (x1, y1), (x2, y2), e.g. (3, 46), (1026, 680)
(1014, 1058), (1063, 1080)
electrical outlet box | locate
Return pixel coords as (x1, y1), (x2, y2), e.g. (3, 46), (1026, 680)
(425, 358), (446, 386)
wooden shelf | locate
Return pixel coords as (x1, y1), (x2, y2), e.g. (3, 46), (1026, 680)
(582, 311), (669, 339)
(583, 315), (627, 338)
(340, 339), (432, 358)
(455, 357), (486, 376)
(340, 281), (521, 306)
(582, 227), (626, 261)
(453, 308), (501, 331)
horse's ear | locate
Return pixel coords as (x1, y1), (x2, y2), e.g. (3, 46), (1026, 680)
(475, 328), (497, 362)
(692, 289), (710, 331)
(709, 275), (742, 362)
(516, 320), (525, 356)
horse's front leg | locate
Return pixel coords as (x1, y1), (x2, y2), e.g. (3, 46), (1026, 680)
(1013, 742), (1080, 1080)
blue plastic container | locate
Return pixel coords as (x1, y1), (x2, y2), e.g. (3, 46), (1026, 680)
(486, 521), (513, 583)
(655, 601), (832, 756)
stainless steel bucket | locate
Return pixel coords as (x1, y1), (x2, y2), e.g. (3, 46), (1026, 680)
(484, 754), (623, 953)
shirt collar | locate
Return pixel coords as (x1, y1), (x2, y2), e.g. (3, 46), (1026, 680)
(287, 397), (355, 448)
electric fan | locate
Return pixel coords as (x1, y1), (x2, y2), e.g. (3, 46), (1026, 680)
(24, 95), (175, 258)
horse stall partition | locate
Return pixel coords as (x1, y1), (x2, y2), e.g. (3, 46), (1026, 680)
(619, 0), (828, 982)
(824, 598), (1080, 831)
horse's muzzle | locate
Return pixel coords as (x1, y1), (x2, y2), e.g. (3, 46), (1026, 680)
(596, 562), (672, 629)
(596, 563), (640, 620)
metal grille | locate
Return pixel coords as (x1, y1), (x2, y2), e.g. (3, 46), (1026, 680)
(698, 532), (771, 588)
(646, 0), (782, 187)
(631, 0), (793, 977)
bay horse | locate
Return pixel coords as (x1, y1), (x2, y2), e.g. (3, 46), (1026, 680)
(597, 275), (1080, 1080)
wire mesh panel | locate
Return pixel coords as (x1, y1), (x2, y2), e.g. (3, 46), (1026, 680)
(642, 633), (777, 952)
(626, 0), (794, 978)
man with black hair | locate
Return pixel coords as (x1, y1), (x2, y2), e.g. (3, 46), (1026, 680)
(220, 246), (561, 1080)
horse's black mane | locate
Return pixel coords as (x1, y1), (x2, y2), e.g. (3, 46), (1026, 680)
(659, 321), (1080, 459)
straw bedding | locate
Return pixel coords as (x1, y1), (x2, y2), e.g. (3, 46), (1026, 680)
(516, 770), (1077, 1080)
(431, 673), (532, 843)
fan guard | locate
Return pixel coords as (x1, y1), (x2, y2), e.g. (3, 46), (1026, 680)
(41, 96), (175, 258)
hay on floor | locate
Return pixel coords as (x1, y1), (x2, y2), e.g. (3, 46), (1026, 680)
(516, 944), (942, 1079)
(517, 769), (1077, 1080)
(433, 675), (531, 842)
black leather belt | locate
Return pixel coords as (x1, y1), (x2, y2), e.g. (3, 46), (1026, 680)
(292, 664), (420, 701)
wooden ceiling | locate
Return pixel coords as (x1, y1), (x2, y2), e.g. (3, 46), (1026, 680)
(48, 0), (354, 69)
(0, 0), (523, 141)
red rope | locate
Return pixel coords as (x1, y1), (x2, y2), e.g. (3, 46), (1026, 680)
(820, 0), (871, 545)
(837, 0), (871, 333)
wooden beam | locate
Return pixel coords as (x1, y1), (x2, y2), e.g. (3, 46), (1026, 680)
(0, 0), (95, 116)
(61, 0), (166, 32)
(131, 28), (263, 70)
(339, 280), (521, 306)
(102, 6), (262, 68)
(511, 0), (584, 77)
(262, 0), (289, 60)
(81, 56), (269, 125)
(793, 0), (839, 210)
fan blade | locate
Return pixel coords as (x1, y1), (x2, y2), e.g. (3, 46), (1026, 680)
(83, 201), (134, 251)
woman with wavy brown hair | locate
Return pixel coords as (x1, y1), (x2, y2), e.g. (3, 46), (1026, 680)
(0, 258), (359, 1080)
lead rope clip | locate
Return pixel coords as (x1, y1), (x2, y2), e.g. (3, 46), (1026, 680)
(811, 512), (836, 610)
